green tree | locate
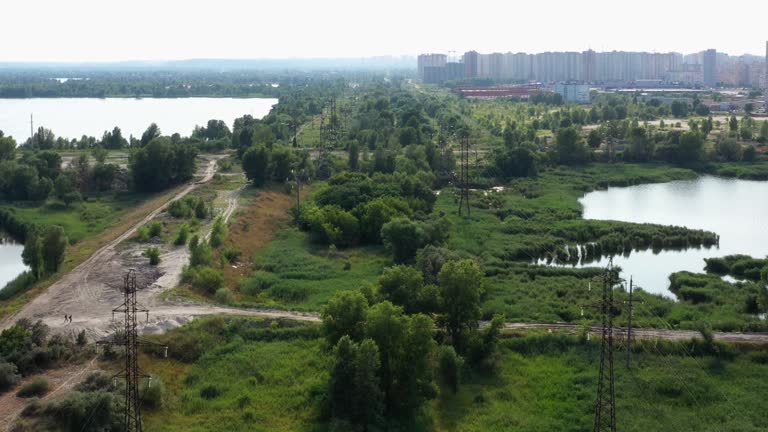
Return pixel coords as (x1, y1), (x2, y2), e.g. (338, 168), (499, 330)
(41, 225), (67, 275)
(760, 121), (768, 141)
(322, 290), (369, 346)
(729, 115), (739, 132)
(587, 129), (602, 148)
(381, 217), (427, 263)
(91, 145), (108, 164)
(22, 229), (44, 279)
(378, 265), (424, 314)
(437, 345), (463, 394)
(130, 138), (197, 192)
(140, 123), (161, 146)
(0, 135), (16, 161)
(676, 131), (704, 164)
(348, 141), (360, 171)
(438, 260), (484, 350)
(242, 146), (270, 186)
(555, 127), (589, 165)
(351, 339), (384, 428)
(269, 146), (294, 182)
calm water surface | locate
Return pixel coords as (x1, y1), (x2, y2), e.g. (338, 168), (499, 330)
(0, 97), (277, 141)
(576, 176), (768, 297)
(0, 233), (27, 288)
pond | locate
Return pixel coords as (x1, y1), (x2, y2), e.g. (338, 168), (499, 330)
(0, 232), (27, 289)
(0, 97), (278, 141)
(574, 176), (768, 297)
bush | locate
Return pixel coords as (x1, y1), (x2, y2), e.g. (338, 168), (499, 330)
(214, 288), (235, 305)
(0, 361), (21, 392)
(137, 226), (150, 242)
(189, 238), (213, 267)
(148, 221), (163, 238)
(210, 217), (228, 248)
(140, 376), (165, 410)
(200, 384), (221, 399)
(17, 377), (50, 398)
(174, 224), (190, 246)
(144, 247), (161, 266)
(193, 267), (224, 293)
(240, 272), (279, 296)
(437, 345), (463, 394)
(75, 372), (112, 393)
(222, 247), (241, 263)
(0, 271), (37, 301)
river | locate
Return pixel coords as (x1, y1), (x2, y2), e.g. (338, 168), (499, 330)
(576, 176), (768, 297)
(0, 233), (27, 288)
(0, 97), (278, 141)
(0, 96), (277, 289)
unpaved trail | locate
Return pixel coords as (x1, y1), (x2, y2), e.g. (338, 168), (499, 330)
(0, 156), (225, 337)
(0, 357), (99, 431)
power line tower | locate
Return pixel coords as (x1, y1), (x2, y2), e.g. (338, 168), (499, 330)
(587, 260), (623, 432)
(458, 132), (470, 217)
(99, 270), (168, 432)
(113, 269), (149, 432)
(623, 276), (643, 370)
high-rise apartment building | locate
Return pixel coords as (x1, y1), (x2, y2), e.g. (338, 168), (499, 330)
(703, 49), (717, 86)
(463, 51), (479, 78)
(417, 54), (447, 79)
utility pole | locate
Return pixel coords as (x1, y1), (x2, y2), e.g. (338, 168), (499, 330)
(458, 132), (470, 217)
(30, 114), (34, 146)
(586, 259), (622, 432)
(624, 276), (643, 370)
(102, 270), (167, 432)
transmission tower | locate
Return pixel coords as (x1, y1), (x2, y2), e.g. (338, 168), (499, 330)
(624, 276), (643, 370)
(458, 132), (470, 217)
(100, 270), (167, 432)
(586, 259), (623, 432)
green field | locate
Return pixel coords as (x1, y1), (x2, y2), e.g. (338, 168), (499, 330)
(141, 317), (768, 432)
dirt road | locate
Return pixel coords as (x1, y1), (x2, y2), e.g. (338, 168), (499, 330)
(0, 156), (225, 338)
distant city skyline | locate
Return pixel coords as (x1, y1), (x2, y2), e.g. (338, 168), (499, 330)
(0, 0), (766, 62)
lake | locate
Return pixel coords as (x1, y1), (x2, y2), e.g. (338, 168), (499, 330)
(575, 176), (768, 297)
(0, 233), (27, 289)
(0, 97), (278, 141)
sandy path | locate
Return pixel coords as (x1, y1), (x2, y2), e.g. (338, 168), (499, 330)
(0, 156), (224, 337)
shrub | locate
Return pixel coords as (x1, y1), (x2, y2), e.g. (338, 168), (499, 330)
(200, 385), (221, 399)
(268, 284), (310, 302)
(148, 221), (163, 238)
(75, 372), (112, 392)
(214, 288), (235, 305)
(193, 267), (224, 293)
(137, 226), (150, 242)
(210, 217), (228, 248)
(140, 376), (165, 410)
(76, 330), (87, 346)
(189, 239), (213, 267)
(240, 272), (279, 296)
(20, 397), (43, 417)
(437, 345), (463, 394)
(0, 361), (21, 392)
(144, 247), (161, 266)
(17, 377), (50, 398)
(222, 247), (241, 263)
(0, 271), (37, 301)
(174, 224), (190, 246)
(169, 199), (192, 218)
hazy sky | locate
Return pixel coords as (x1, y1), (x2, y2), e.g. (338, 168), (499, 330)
(2, 0), (767, 62)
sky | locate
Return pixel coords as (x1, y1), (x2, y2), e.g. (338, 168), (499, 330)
(1, 0), (767, 62)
